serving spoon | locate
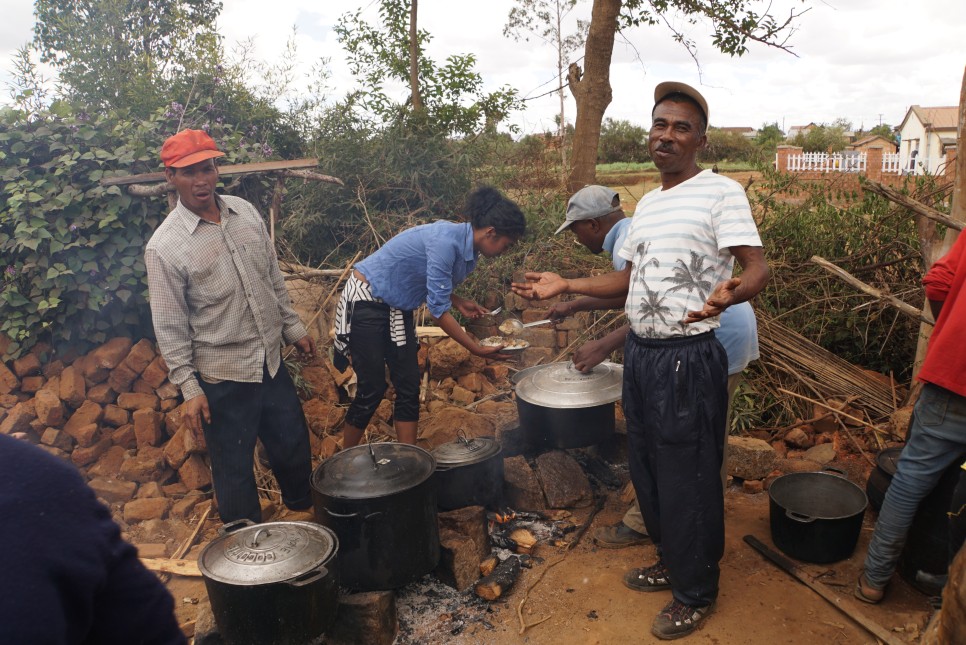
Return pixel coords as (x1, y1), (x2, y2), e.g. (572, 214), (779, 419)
(499, 318), (552, 335)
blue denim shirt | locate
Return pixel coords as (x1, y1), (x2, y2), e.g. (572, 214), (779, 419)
(604, 217), (759, 375)
(355, 221), (478, 318)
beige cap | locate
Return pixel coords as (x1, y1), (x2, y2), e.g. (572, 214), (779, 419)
(654, 81), (709, 126)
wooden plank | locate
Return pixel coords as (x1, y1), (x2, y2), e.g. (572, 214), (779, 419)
(101, 158), (320, 186)
(140, 557), (202, 577)
(416, 326), (452, 337)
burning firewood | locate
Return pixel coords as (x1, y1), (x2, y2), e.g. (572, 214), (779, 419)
(474, 556), (522, 601)
(480, 555), (499, 577)
(508, 528), (537, 554)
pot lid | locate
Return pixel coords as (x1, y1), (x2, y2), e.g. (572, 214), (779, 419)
(198, 521), (337, 586)
(433, 433), (501, 467)
(515, 361), (623, 408)
(312, 442), (436, 499)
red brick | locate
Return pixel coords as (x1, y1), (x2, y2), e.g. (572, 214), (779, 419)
(178, 454), (212, 490)
(170, 493), (204, 520)
(123, 498), (171, 522)
(520, 328), (556, 348)
(163, 426), (191, 469)
(102, 404), (129, 428)
(0, 401), (36, 435)
(77, 354), (110, 386)
(90, 337), (133, 370)
(111, 424), (138, 450)
(86, 382), (117, 405)
(20, 375), (44, 394)
(140, 357), (168, 389)
(42, 360), (65, 379)
(88, 477), (138, 504)
(159, 398), (178, 412)
(116, 392), (159, 411)
(156, 382), (180, 400)
(68, 422), (101, 448)
(12, 353), (41, 378)
(63, 400), (103, 437)
(132, 379), (155, 395)
(457, 373), (484, 393)
(483, 365), (509, 381)
(0, 363), (19, 395)
(133, 409), (164, 448)
(87, 445), (128, 478)
(119, 451), (165, 483)
(40, 428), (75, 452)
(71, 437), (111, 467)
(135, 481), (165, 499)
(121, 339), (156, 375)
(107, 363), (139, 394)
(0, 394), (17, 408)
(59, 365), (86, 408)
(34, 388), (66, 427)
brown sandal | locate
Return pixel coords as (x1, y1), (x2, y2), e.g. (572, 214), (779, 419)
(854, 572), (884, 604)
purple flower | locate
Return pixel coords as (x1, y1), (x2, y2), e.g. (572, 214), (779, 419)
(213, 77), (223, 86)
(4, 266), (15, 276)
(205, 103), (214, 112)
(69, 224), (78, 232)
(89, 269), (98, 277)
(201, 123), (211, 133)
(261, 144), (273, 157)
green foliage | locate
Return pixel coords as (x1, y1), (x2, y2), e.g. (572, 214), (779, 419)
(701, 127), (756, 163)
(790, 121), (851, 153)
(867, 123), (895, 138)
(597, 118), (650, 164)
(0, 104), (262, 357)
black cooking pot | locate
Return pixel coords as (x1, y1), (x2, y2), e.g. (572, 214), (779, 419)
(769, 468), (868, 564)
(432, 433), (504, 510)
(513, 361), (623, 449)
(311, 442), (439, 591)
(197, 520), (339, 645)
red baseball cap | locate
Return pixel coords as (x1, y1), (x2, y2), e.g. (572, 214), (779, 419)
(160, 129), (226, 168)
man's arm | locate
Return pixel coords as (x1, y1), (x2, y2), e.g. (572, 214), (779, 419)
(923, 233), (965, 321)
(572, 324), (630, 373)
(547, 295), (627, 322)
(513, 265), (632, 301)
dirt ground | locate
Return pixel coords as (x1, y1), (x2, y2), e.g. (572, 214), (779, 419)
(165, 483), (935, 644)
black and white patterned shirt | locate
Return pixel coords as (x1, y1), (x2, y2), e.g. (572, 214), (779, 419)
(145, 195), (307, 401)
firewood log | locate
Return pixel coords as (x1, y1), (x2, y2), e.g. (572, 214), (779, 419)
(474, 557), (522, 601)
(480, 555), (500, 577)
(509, 528), (537, 554)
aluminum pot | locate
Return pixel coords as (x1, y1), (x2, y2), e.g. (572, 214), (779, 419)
(512, 361), (623, 449)
(769, 468), (867, 564)
(197, 520), (339, 645)
(432, 433), (504, 510)
(310, 442), (439, 591)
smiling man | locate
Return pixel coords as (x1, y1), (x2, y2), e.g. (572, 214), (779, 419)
(145, 130), (315, 525)
(512, 82), (769, 639)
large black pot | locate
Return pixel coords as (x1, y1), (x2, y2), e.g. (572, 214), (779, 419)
(432, 433), (504, 510)
(197, 520), (339, 645)
(769, 469), (868, 564)
(513, 361), (623, 449)
(311, 442), (439, 591)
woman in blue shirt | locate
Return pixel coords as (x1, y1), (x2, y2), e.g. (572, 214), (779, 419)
(335, 186), (526, 448)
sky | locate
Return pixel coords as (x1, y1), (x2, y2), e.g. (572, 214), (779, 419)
(1, 0), (964, 136)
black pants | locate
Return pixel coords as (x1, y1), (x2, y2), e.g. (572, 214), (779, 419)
(199, 363), (312, 524)
(344, 301), (420, 429)
(623, 331), (728, 607)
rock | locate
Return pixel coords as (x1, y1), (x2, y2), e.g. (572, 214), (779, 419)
(727, 436), (778, 480)
(33, 388), (65, 427)
(784, 427), (813, 449)
(742, 480), (764, 494)
(116, 392), (159, 411)
(90, 337), (134, 370)
(449, 385), (476, 406)
(135, 481), (165, 499)
(140, 357), (169, 389)
(88, 477), (138, 504)
(136, 543), (168, 559)
(42, 360), (65, 380)
(156, 382), (179, 400)
(67, 422), (101, 448)
(327, 591), (398, 645)
(770, 439), (788, 459)
(534, 450), (593, 509)
(778, 458), (823, 474)
(301, 365), (339, 403)
(12, 353), (41, 378)
(123, 497), (172, 522)
(438, 506), (490, 560)
(520, 328), (555, 349)
(457, 373), (485, 393)
(102, 404), (129, 428)
(0, 363), (19, 395)
(179, 454), (212, 490)
(120, 451), (166, 483)
(804, 443), (837, 465)
(503, 456), (546, 511)
(70, 437), (111, 467)
(521, 347), (553, 367)
(59, 365), (86, 408)
(436, 529), (481, 591)
(87, 445), (128, 478)
(76, 354), (110, 385)
(891, 405), (914, 438)
(302, 399), (346, 435)
(428, 339), (471, 380)
(0, 401), (37, 435)
(112, 424), (138, 450)
(40, 428), (75, 452)
(483, 365), (510, 382)
(163, 426), (194, 469)
(20, 375), (44, 393)
(63, 400), (103, 438)
(133, 409), (164, 448)
(120, 339), (156, 375)
(170, 492), (205, 520)
(86, 382), (117, 405)
(418, 406), (494, 450)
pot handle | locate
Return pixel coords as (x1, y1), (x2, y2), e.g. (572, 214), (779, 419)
(287, 564), (329, 588)
(823, 466), (848, 478)
(786, 510), (816, 523)
(218, 519), (255, 536)
(322, 508), (384, 522)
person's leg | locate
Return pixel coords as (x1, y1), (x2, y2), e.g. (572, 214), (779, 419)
(862, 384), (966, 592)
(386, 311), (420, 445)
(257, 364), (313, 511)
(199, 379), (262, 524)
(949, 469), (966, 567)
(341, 302), (391, 448)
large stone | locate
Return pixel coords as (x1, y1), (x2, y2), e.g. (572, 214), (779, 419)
(156, 382), (179, 400)
(179, 454), (212, 490)
(135, 481), (165, 499)
(59, 365), (86, 408)
(438, 505), (489, 560)
(534, 450), (593, 509)
(132, 376), (155, 395)
(102, 404), (130, 428)
(63, 400), (103, 438)
(436, 529), (481, 591)
(727, 436), (778, 480)
(163, 426), (192, 469)
(457, 372), (485, 393)
(0, 363), (19, 395)
(67, 422), (100, 448)
(804, 442), (837, 465)
(116, 392), (159, 411)
(33, 388), (65, 427)
(133, 408), (164, 448)
(327, 591), (398, 645)
(107, 363), (139, 394)
(88, 477), (138, 504)
(12, 353), (41, 378)
(784, 427), (813, 449)
(42, 360), (64, 380)
(0, 401), (37, 435)
(520, 327), (556, 349)
(170, 492), (205, 520)
(76, 354), (110, 386)
(417, 406), (494, 450)
(428, 339), (471, 380)
(123, 497), (172, 522)
(86, 382), (117, 405)
(90, 337), (134, 370)
(112, 424), (138, 450)
(20, 376), (44, 394)
(140, 357), (168, 389)
(449, 385), (476, 406)
(120, 339), (156, 375)
(503, 455), (546, 511)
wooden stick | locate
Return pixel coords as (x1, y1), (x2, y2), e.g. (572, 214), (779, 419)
(173, 505), (211, 560)
(777, 388), (879, 431)
(811, 255), (932, 324)
(140, 558), (202, 577)
(464, 390), (511, 410)
(862, 179), (963, 231)
(283, 252), (360, 360)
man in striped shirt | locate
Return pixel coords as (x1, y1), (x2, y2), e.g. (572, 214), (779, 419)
(513, 82), (769, 639)
(145, 130), (315, 524)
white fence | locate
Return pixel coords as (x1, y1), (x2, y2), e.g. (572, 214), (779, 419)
(882, 153), (900, 174)
(781, 152), (904, 174)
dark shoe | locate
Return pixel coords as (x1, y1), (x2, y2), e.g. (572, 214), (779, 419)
(651, 599), (715, 640)
(854, 572), (884, 604)
(623, 561), (671, 592)
(594, 522), (649, 549)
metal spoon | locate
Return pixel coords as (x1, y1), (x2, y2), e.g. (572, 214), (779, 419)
(499, 318), (552, 335)
(487, 306), (503, 315)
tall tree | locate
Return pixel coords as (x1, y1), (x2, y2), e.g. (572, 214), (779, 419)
(504, 0), (586, 181)
(567, 0), (807, 192)
(33, 0), (222, 113)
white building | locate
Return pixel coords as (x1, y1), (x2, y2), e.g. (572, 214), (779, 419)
(896, 105), (958, 175)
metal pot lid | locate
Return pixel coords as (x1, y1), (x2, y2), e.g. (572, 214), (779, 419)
(198, 521), (337, 586)
(433, 434), (501, 467)
(312, 442), (436, 499)
(514, 361), (623, 408)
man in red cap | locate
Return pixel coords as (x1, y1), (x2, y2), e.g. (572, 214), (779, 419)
(145, 130), (316, 524)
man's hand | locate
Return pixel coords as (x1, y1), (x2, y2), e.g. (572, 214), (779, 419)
(573, 339), (611, 373)
(471, 343), (514, 360)
(183, 394), (211, 436)
(454, 298), (489, 320)
(684, 277), (741, 324)
(546, 301), (574, 324)
(511, 272), (569, 301)
(293, 335), (316, 360)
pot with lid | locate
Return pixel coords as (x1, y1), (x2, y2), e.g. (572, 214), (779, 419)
(432, 432), (504, 510)
(197, 519), (339, 645)
(513, 361), (624, 449)
(310, 442), (440, 591)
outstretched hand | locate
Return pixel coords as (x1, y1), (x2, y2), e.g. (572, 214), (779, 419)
(684, 277), (741, 324)
(511, 272), (568, 301)
(455, 298), (489, 319)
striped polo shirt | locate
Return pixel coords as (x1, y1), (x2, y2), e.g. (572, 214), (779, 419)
(617, 169), (762, 338)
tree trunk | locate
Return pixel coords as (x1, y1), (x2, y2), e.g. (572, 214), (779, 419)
(409, 0), (423, 112)
(566, 0), (620, 193)
(556, 1), (568, 185)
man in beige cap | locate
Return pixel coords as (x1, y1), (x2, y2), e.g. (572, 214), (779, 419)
(145, 130), (315, 524)
(513, 82), (769, 639)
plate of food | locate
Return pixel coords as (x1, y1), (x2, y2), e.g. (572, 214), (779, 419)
(480, 336), (530, 354)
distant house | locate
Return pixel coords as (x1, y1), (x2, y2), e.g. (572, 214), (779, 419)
(786, 123), (818, 139)
(849, 134), (898, 152)
(717, 126), (757, 139)
(897, 105), (958, 174)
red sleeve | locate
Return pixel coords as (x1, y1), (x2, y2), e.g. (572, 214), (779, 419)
(923, 233), (966, 302)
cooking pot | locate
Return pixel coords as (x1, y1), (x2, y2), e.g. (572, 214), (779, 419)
(197, 520), (339, 645)
(310, 442), (439, 591)
(432, 432), (504, 510)
(513, 361), (624, 449)
(769, 468), (867, 564)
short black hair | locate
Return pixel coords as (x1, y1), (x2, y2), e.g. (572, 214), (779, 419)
(465, 186), (526, 238)
(652, 92), (708, 134)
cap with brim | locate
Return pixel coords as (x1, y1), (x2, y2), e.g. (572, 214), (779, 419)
(554, 185), (621, 235)
(654, 81), (709, 126)
(161, 129), (226, 168)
